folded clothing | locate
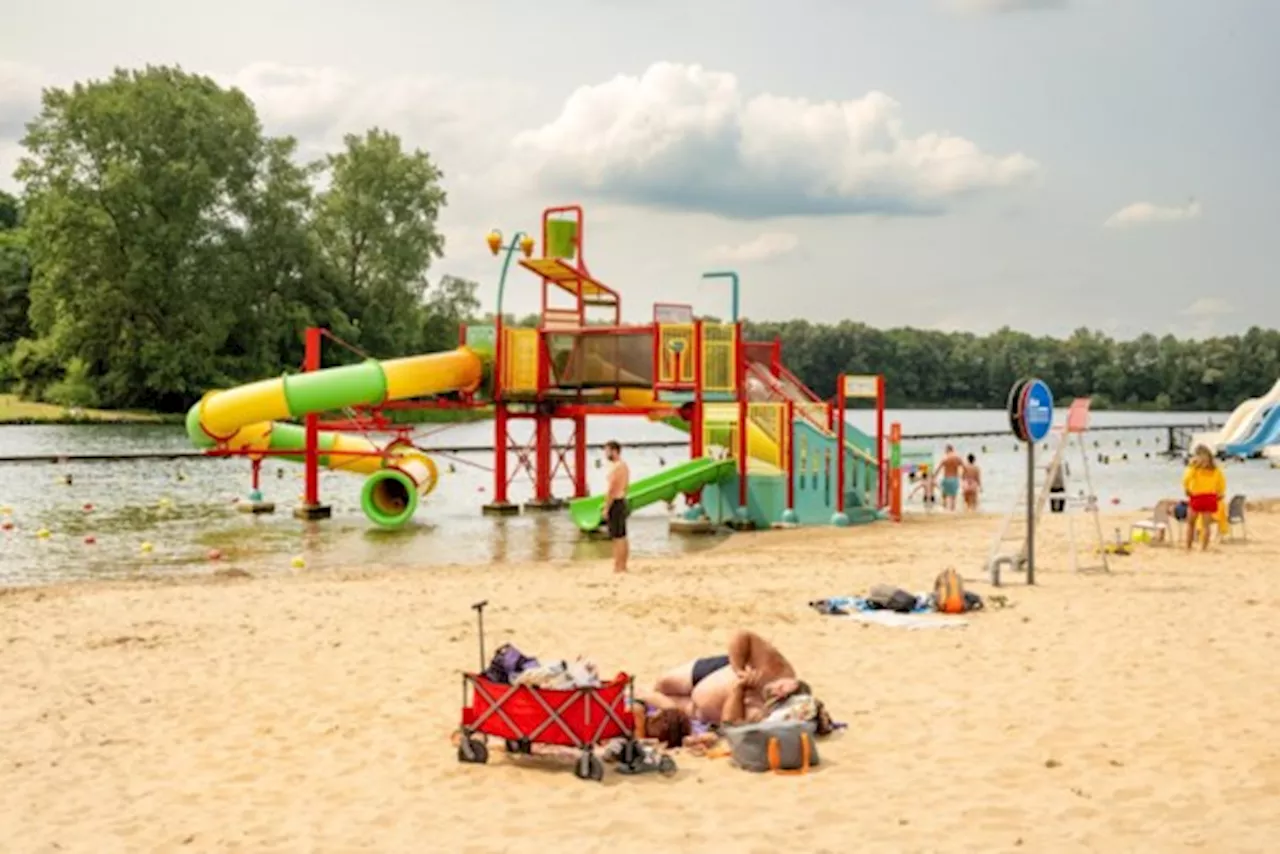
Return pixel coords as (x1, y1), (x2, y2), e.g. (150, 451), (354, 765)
(513, 658), (601, 690)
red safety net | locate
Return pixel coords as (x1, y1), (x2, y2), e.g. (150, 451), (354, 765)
(547, 330), (654, 388)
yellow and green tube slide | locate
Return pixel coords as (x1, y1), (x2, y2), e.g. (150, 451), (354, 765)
(187, 349), (484, 527)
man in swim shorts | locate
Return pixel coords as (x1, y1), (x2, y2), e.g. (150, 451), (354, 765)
(936, 445), (965, 511)
(639, 630), (831, 733)
(603, 440), (630, 572)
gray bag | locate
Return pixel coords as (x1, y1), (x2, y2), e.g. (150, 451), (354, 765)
(722, 719), (819, 774)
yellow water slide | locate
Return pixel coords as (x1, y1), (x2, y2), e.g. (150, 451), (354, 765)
(186, 349), (484, 527)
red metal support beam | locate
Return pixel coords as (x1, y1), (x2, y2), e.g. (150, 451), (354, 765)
(735, 321), (748, 513)
(876, 374), (886, 508)
(573, 414), (588, 498)
(302, 326), (322, 507)
(836, 375), (847, 517)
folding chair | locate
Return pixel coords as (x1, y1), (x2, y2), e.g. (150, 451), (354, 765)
(1225, 494), (1247, 542)
(1130, 499), (1179, 546)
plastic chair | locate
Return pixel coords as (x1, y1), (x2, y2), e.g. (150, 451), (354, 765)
(1129, 499), (1178, 545)
(1226, 494), (1247, 541)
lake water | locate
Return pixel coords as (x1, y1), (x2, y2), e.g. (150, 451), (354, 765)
(1, 409), (1274, 587)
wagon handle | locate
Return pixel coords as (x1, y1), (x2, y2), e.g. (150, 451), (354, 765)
(472, 600), (489, 670)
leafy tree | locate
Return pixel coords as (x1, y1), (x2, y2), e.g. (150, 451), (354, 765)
(15, 66), (272, 409)
(422, 275), (481, 352)
(311, 129), (447, 358)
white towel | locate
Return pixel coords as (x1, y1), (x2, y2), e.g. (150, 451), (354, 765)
(845, 611), (968, 630)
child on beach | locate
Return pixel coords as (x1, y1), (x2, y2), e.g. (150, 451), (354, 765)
(1182, 445), (1226, 551)
(909, 464), (936, 511)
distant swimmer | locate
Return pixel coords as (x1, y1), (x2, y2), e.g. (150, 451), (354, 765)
(937, 445), (965, 512)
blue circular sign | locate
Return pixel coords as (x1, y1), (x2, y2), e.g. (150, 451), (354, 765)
(1020, 379), (1054, 442)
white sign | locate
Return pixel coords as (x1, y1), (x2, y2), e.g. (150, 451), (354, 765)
(844, 375), (879, 399)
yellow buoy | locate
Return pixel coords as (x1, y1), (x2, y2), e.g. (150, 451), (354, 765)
(290, 555), (306, 569)
(157, 497), (172, 508)
(36, 528), (51, 539)
(1, 505), (11, 515)
(140, 541), (154, 553)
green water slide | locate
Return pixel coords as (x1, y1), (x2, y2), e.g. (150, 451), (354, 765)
(568, 458), (736, 532)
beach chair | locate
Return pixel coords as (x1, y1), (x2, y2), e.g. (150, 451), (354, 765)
(1129, 499), (1178, 546)
(1225, 494), (1247, 542)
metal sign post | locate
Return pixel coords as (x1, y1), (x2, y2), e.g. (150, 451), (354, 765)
(1006, 378), (1054, 584)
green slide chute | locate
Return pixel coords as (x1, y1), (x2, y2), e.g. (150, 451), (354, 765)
(568, 458), (736, 532)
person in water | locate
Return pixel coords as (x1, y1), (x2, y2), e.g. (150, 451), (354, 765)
(639, 630), (832, 733)
(961, 453), (982, 511)
(936, 445), (965, 511)
(1182, 444), (1226, 551)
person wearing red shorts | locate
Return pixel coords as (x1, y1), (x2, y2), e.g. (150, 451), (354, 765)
(1182, 444), (1226, 551)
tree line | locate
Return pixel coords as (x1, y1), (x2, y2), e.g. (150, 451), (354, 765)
(0, 65), (1273, 414)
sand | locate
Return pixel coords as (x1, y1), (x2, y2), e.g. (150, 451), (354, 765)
(3, 507), (1279, 854)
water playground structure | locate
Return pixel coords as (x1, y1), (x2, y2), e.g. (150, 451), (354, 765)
(186, 204), (928, 532)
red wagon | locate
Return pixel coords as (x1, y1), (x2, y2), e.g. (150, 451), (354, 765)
(456, 601), (677, 782)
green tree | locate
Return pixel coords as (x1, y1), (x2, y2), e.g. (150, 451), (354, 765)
(311, 129), (447, 358)
(421, 274), (481, 352)
(15, 66), (273, 409)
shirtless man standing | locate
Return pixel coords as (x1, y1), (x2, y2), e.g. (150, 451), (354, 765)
(641, 630), (828, 731)
(603, 440), (629, 573)
(936, 444), (965, 511)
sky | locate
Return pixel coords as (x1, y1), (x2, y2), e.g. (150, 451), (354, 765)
(1, 0), (1277, 340)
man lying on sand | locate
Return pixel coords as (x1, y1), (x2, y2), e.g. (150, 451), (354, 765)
(638, 630), (832, 736)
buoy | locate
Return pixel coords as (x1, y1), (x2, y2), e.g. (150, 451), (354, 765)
(36, 528), (50, 539)
(1110, 497), (1120, 505)
(207, 548), (223, 561)
(83, 535), (96, 545)
(477, 485), (485, 492)
(0, 505), (11, 515)
(140, 541), (153, 553)
(157, 497), (172, 508)
(82, 503), (94, 513)
(1, 520), (13, 531)
(290, 555), (305, 568)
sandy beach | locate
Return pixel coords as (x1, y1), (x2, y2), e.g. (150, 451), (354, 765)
(3, 507), (1279, 854)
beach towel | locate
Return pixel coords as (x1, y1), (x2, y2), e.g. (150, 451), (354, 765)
(844, 611), (969, 630)
(810, 596), (932, 615)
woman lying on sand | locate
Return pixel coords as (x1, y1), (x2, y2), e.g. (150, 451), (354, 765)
(637, 630), (832, 743)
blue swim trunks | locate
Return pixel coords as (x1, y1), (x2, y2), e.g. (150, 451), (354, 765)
(940, 476), (960, 498)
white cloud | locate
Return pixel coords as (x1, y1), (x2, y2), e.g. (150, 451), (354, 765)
(226, 62), (530, 175)
(512, 62), (1040, 219)
(1104, 198), (1202, 228)
(945, 0), (1069, 13)
(707, 232), (799, 263)
(1181, 297), (1233, 317)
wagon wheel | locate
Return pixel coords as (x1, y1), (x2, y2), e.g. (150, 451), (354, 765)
(658, 755), (678, 777)
(574, 752), (605, 782)
(458, 736), (489, 764)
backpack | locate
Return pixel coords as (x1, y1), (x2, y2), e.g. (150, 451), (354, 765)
(934, 568), (966, 615)
(482, 643), (538, 684)
(866, 584), (919, 614)
(723, 720), (819, 774)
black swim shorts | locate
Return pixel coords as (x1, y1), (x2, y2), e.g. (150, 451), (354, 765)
(606, 500), (628, 539)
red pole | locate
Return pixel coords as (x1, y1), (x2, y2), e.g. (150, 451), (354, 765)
(573, 413), (587, 498)
(303, 327), (321, 507)
(836, 375), (846, 515)
(534, 412), (552, 503)
(493, 405), (509, 505)
(889, 422), (903, 522)
(785, 399), (795, 513)
(251, 458), (261, 493)
(692, 320), (704, 460)
(876, 374), (886, 508)
(735, 322), (748, 512)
